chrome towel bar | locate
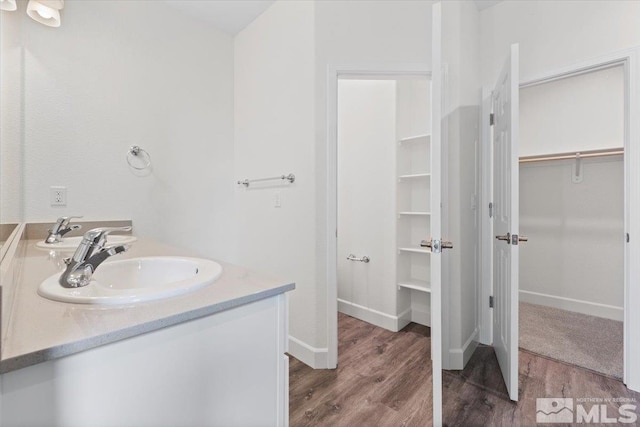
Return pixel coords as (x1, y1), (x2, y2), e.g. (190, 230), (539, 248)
(346, 254), (370, 263)
(237, 173), (295, 187)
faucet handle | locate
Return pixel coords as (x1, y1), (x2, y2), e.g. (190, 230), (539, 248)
(50, 215), (83, 231)
(46, 216), (84, 243)
(83, 226), (132, 245)
(58, 215), (83, 226)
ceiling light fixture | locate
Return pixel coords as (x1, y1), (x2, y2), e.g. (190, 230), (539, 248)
(27, 0), (64, 27)
(0, 0), (17, 11)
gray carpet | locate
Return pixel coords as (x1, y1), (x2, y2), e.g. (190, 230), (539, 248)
(519, 302), (623, 379)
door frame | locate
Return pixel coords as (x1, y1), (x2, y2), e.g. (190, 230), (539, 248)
(479, 47), (640, 392)
(326, 63), (432, 368)
(326, 62), (439, 421)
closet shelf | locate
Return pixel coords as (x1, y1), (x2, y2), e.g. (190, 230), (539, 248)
(398, 173), (431, 180)
(398, 247), (431, 254)
(398, 211), (431, 216)
(397, 280), (431, 293)
(398, 134), (431, 144)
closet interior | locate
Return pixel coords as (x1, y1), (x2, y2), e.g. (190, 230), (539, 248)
(518, 65), (625, 379)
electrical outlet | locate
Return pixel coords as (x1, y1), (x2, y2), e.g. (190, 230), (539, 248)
(273, 192), (281, 208)
(50, 186), (67, 206)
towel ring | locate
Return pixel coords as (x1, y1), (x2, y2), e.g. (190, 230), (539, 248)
(127, 146), (152, 170)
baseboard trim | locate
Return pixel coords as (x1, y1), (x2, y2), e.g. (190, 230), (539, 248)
(398, 307), (413, 331)
(447, 327), (479, 369)
(519, 290), (623, 321)
(410, 306), (431, 327)
(462, 328), (479, 366)
(288, 336), (328, 369)
(337, 299), (411, 332)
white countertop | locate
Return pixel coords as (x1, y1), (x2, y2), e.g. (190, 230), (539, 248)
(0, 237), (294, 374)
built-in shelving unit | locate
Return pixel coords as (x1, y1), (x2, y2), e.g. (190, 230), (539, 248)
(398, 211), (431, 216)
(399, 134), (431, 144)
(396, 127), (432, 306)
(398, 173), (431, 180)
(394, 79), (431, 328)
(397, 279), (431, 293)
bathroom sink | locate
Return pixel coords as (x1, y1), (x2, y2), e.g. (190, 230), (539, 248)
(38, 256), (222, 305)
(36, 235), (138, 251)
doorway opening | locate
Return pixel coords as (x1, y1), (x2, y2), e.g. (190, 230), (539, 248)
(310, 70), (436, 424)
(480, 49), (640, 402)
(336, 77), (431, 334)
(518, 65), (625, 379)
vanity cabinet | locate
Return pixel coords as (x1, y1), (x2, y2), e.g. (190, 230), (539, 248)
(0, 294), (289, 427)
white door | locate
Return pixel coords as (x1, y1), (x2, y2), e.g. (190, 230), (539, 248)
(430, 3), (444, 425)
(492, 43), (520, 402)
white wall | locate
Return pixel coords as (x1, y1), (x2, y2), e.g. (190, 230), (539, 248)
(520, 66), (624, 157)
(337, 79), (397, 325)
(234, 0), (318, 362)
(519, 65), (624, 320)
(442, 0), (482, 113)
(14, 1), (237, 262)
(235, 0), (435, 362)
(0, 8), (23, 223)
(480, 0), (640, 86)
(441, 0), (481, 369)
(520, 158), (624, 320)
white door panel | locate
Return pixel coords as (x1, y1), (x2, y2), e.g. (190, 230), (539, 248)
(492, 43), (520, 402)
(431, 3), (444, 425)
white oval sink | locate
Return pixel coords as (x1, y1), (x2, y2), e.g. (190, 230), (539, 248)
(38, 257), (222, 305)
(36, 235), (138, 251)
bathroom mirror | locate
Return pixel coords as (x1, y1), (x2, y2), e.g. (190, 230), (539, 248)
(0, 0), (237, 255)
(0, 224), (18, 253)
(0, 10), (24, 241)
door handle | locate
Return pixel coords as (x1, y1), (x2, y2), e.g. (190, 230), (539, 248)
(495, 233), (529, 244)
(347, 254), (370, 263)
(495, 233), (511, 242)
(420, 239), (453, 252)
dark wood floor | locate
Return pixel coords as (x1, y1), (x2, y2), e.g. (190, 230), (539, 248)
(290, 313), (432, 426)
(290, 313), (640, 426)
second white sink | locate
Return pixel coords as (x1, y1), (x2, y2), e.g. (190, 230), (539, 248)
(38, 256), (223, 305)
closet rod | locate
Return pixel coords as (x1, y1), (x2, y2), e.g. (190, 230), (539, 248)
(519, 147), (624, 164)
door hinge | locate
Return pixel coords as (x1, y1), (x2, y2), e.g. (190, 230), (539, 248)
(489, 113), (495, 126)
(489, 296), (494, 308)
(627, 233), (630, 243)
(489, 202), (493, 218)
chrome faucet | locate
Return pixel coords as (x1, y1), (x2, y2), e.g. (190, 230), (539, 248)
(45, 216), (83, 244)
(59, 227), (131, 288)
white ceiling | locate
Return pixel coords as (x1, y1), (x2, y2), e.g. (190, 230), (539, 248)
(163, 0), (275, 36)
(164, 0), (502, 36)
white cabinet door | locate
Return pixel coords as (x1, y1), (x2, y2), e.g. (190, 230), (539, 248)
(492, 43), (520, 402)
